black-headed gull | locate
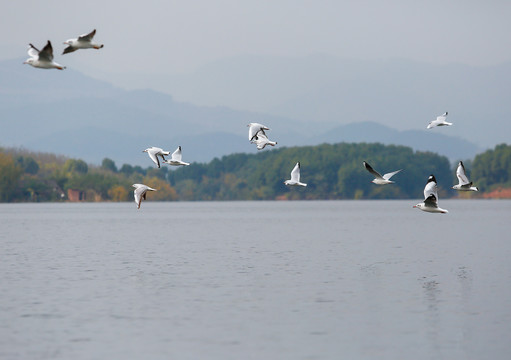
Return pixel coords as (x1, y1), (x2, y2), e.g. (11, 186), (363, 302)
(363, 161), (402, 185)
(413, 175), (448, 213)
(23, 41), (66, 70)
(143, 147), (170, 168)
(427, 112), (452, 129)
(247, 123), (270, 141)
(163, 146), (190, 166)
(452, 161), (478, 191)
(132, 184), (157, 209)
(63, 29), (104, 54)
(284, 162), (307, 187)
(251, 129), (277, 150)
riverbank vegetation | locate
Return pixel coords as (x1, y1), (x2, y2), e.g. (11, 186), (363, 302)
(1, 143), (509, 202)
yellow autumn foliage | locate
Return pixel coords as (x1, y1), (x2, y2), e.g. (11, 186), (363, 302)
(142, 176), (178, 201)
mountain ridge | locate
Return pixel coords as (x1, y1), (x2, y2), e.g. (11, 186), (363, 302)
(1, 57), (482, 165)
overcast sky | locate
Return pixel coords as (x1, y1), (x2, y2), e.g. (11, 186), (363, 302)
(2, 0), (511, 76)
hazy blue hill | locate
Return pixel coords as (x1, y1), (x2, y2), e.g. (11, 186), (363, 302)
(161, 55), (511, 148)
(26, 126), (251, 165)
(0, 58), (121, 107)
(311, 121), (481, 161)
(0, 57), (482, 165)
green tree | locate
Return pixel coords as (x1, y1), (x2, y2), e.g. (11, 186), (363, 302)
(64, 159), (88, 174)
(16, 156), (39, 174)
(101, 158), (118, 172)
(472, 143), (511, 191)
(0, 153), (23, 202)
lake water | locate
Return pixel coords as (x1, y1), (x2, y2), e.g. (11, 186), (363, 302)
(1, 200), (510, 360)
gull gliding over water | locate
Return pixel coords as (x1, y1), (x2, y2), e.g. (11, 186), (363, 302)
(363, 161), (402, 185)
(413, 175), (448, 213)
(132, 184), (157, 209)
(23, 41), (66, 70)
(143, 147), (170, 168)
(284, 162), (307, 187)
(251, 130), (277, 150)
(452, 161), (479, 191)
(427, 112), (452, 129)
(163, 146), (190, 166)
(63, 29), (104, 54)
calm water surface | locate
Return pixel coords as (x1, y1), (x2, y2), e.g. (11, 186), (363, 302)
(1, 200), (510, 360)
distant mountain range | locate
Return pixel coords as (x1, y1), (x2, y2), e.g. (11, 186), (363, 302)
(1, 57), (483, 166)
(130, 54), (511, 149)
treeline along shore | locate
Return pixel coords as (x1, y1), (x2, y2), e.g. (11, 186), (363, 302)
(1, 142), (510, 202)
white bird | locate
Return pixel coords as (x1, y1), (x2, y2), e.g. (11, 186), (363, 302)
(23, 41), (66, 70)
(251, 129), (277, 150)
(143, 147), (170, 168)
(163, 146), (190, 166)
(132, 184), (157, 209)
(63, 29), (104, 54)
(247, 123), (270, 141)
(413, 175), (448, 213)
(284, 162), (307, 187)
(427, 112), (452, 129)
(452, 161), (478, 191)
(363, 161), (402, 185)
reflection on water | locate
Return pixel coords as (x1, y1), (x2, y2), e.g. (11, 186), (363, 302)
(0, 200), (511, 360)
(422, 276), (442, 359)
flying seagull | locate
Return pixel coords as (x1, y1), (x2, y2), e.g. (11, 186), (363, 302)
(247, 123), (270, 142)
(23, 41), (66, 70)
(143, 147), (170, 168)
(284, 162), (307, 187)
(63, 29), (104, 54)
(363, 161), (402, 185)
(251, 129), (277, 150)
(163, 146), (190, 166)
(132, 184), (157, 209)
(452, 161), (478, 191)
(413, 175), (448, 213)
(427, 112), (452, 129)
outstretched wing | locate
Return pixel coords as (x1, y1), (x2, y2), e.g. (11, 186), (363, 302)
(38, 41), (54, 61)
(133, 186), (146, 208)
(436, 112), (448, 121)
(424, 194), (438, 208)
(27, 44), (39, 58)
(248, 123), (269, 141)
(171, 146), (183, 162)
(456, 161), (470, 185)
(78, 29), (96, 42)
(250, 130), (268, 149)
(62, 46), (77, 54)
(383, 169), (402, 181)
(290, 162), (301, 182)
(363, 161), (383, 179)
(423, 176), (438, 201)
(147, 149), (160, 167)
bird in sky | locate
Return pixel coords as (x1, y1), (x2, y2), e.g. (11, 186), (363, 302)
(452, 161), (478, 191)
(284, 162), (307, 187)
(143, 147), (170, 168)
(23, 41), (66, 70)
(413, 174), (448, 213)
(363, 161), (402, 185)
(132, 184), (157, 209)
(247, 123), (270, 141)
(427, 112), (452, 129)
(63, 29), (104, 54)
(163, 146), (190, 166)
(251, 129), (277, 150)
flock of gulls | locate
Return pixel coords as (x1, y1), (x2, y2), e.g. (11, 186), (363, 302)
(24, 30), (478, 211)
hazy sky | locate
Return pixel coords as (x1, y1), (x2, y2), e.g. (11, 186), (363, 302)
(2, 0), (511, 77)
